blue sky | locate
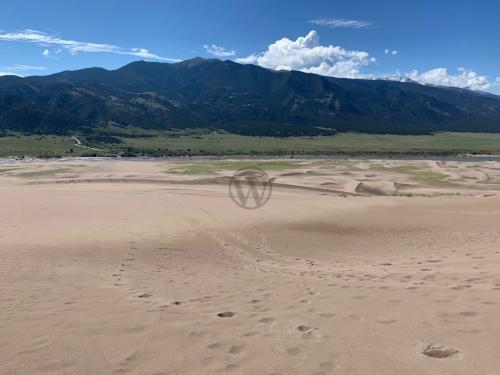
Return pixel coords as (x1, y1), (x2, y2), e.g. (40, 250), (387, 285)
(1, 0), (499, 93)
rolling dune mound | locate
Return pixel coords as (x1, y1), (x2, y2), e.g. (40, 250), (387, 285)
(394, 181), (419, 190)
(355, 181), (397, 196)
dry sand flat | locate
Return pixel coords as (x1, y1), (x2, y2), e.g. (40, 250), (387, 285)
(1, 158), (500, 374)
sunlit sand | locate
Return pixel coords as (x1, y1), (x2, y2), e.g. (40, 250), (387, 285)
(1, 158), (500, 374)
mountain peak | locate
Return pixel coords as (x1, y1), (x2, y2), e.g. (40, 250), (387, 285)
(176, 57), (220, 67)
(1, 58), (500, 137)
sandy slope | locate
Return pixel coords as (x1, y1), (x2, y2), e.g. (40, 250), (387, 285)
(1, 159), (500, 375)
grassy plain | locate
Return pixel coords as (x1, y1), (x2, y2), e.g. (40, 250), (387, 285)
(3, 132), (500, 157)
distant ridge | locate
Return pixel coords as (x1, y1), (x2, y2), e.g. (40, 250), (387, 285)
(1, 57), (500, 136)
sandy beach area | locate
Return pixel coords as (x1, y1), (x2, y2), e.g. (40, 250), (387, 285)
(1, 158), (500, 374)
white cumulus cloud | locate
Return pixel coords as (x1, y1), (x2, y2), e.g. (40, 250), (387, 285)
(203, 44), (235, 57)
(309, 18), (374, 29)
(405, 68), (492, 91)
(235, 31), (495, 91)
(236, 30), (375, 79)
(0, 29), (179, 62)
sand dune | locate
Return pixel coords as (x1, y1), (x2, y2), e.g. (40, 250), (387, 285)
(355, 181), (397, 196)
(1, 159), (500, 374)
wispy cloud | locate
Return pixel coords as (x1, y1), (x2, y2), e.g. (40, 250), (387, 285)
(203, 44), (235, 57)
(0, 64), (46, 77)
(0, 29), (180, 62)
(385, 49), (398, 56)
(3, 64), (46, 71)
(308, 18), (374, 29)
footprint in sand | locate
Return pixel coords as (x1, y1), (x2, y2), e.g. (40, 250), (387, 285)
(218, 311), (237, 318)
(297, 325), (313, 332)
(243, 331), (259, 337)
(286, 347), (301, 356)
(420, 344), (460, 359)
(319, 361), (335, 370)
(259, 317), (276, 324)
(459, 311), (478, 317)
(377, 319), (397, 325)
(318, 313), (335, 318)
(207, 342), (223, 350)
(224, 363), (240, 371)
(228, 345), (244, 354)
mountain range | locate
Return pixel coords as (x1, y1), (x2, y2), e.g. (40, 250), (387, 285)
(1, 57), (500, 136)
